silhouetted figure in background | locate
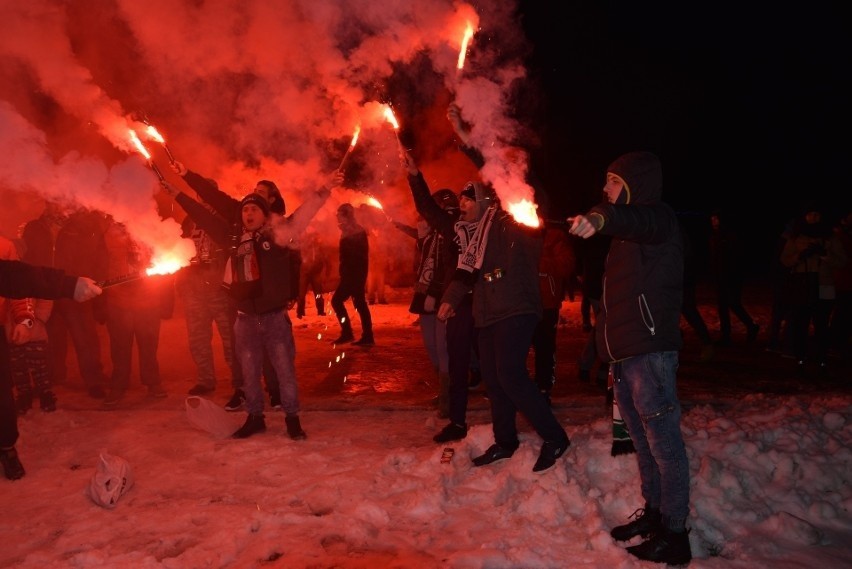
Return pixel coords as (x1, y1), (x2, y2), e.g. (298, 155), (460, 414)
(829, 210), (852, 360)
(709, 209), (759, 345)
(680, 218), (714, 362)
(332, 203), (373, 346)
(296, 228), (330, 318)
(576, 233), (610, 390)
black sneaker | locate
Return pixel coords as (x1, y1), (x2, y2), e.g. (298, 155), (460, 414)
(233, 413), (266, 438)
(611, 506), (662, 541)
(285, 415), (307, 440)
(39, 390), (57, 412)
(16, 392), (32, 416)
(472, 443), (518, 467)
(627, 527), (692, 565)
(532, 437), (570, 472)
(224, 389), (246, 411)
(0, 447), (25, 480)
(188, 384), (215, 396)
(433, 422), (468, 443)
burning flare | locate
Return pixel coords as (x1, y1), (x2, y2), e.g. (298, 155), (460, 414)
(144, 124), (177, 164)
(506, 199), (540, 228)
(457, 22), (475, 70)
(338, 124), (361, 171)
(128, 129), (165, 181)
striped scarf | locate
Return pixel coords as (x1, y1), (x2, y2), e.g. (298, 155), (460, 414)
(456, 205), (497, 274)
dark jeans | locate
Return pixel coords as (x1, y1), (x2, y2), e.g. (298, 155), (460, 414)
(447, 295), (476, 425)
(478, 313), (566, 448)
(612, 352), (690, 530)
(234, 310), (298, 415)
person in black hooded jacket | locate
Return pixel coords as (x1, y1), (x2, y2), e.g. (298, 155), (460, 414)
(568, 151), (692, 566)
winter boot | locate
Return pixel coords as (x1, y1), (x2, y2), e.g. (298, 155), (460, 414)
(233, 413), (266, 439)
(627, 527), (692, 565)
(0, 447), (25, 480)
(285, 415), (307, 440)
(611, 505), (662, 541)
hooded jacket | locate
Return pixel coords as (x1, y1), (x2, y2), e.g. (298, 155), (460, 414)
(587, 151), (683, 361)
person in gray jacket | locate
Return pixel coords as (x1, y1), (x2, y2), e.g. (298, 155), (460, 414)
(568, 151), (691, 566)
(437, 183), (570, 473)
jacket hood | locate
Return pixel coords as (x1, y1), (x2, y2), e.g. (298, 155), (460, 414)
(460, 181), (496, 221)
(606, 151), (662, 205)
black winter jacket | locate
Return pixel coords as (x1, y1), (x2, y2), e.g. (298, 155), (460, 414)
(589, 152), (683, 362)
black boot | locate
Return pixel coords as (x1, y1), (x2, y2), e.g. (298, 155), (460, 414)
(611, 505), (662, 541)
(627, 527), (692, 565)
(0, 447), (25, 480)
(285, 415), (307, 440)
(233, 413), (266, 439)
(352, 334), (375, 346)
(332, 322), (354, 344)
(433, 422), (467, 443)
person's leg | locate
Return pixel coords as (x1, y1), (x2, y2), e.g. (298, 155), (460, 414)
(492, 314), (566, 443)
(446, 299), (474, 426)
(233, 314), (265, 415)
(262, 311), (299, 415)
(351, 289), (373, 340)
(532, 307), (559, 394)
(180, 278), (216, 389)
(616, 353), (690, 530)
(477, 324), (519, 450)
(106, 310), (133, 396)
(46, 302), (69, 384)
(9, 344), (32, 411)
(716, 283), (732, 341)
(135, 307), (163, 390)
(64, 301), (106, 390)
(418, 314), (441, 372)
(331, 287), (354, 341)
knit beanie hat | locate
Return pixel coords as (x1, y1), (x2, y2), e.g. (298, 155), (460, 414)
(240, 194), (270, 217)
(460, 183), (476, 201)
(432, 189), (459, 211)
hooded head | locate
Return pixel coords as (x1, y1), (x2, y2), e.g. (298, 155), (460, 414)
(255, 180), (285, 215)
(458, 181), (494, 222)
(605, 151), (662, 205)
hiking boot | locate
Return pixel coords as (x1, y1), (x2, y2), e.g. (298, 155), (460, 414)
(102, 390), (125, 407)
(148, 385), (167, 399)
(472, 443), (518, 467)
(532, 436), (570, 472)
(16, 392), (32, 416)
(224, 389), (246, 411)
(0, 447), (25, 480)
(352, 336), (375, 346)
(627, 527), (692, 565)
(611, 506), (662, 541)
(233, 413), (266, 439)
(433, 422), (468, 443)
(39, 390), (57, 413)
(285, 415), (307, 440)
(188, 384), (215, 396)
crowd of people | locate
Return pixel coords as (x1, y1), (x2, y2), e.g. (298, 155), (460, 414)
(3, 108), (850, 568)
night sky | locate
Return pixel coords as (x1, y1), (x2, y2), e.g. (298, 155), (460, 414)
(517, 1), (845, 273)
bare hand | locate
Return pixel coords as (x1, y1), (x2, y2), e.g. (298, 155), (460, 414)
(74, 277), (103, 302)
(328, 170), (345, 189)
(567, 215), (597, 239)
(170, 160), (187, 176)
(437, 302), (455, 321)
(400, 148), (418, 176)
(447, 103), (470, 142)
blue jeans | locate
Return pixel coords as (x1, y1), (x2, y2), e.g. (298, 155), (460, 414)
(418, 314), (448, 375)
(478, 313), (566, 448)
(234, 310), (299, 415)
(612, 352), (690, 530)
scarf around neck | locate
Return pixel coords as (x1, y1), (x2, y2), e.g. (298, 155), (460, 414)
(457, 205), (497, 274)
